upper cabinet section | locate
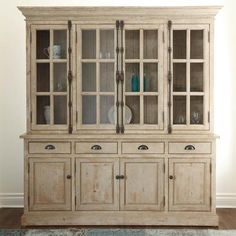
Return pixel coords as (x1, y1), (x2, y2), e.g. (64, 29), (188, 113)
(18, 6), (221, 134)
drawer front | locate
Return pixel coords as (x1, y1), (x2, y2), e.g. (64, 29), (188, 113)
(75, 142), (118, 154)
(168, 142), (212, 154)
(28, 142), (71, 154)
(122, 142), (164, 154)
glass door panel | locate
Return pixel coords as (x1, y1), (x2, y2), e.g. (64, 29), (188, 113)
(82, 63), (96, 92)
(173, 30), (187, 59)
(37, 63), (50, 92)
(190, 30), (203, 59)
(143, 63), (158, 92)
(190, 63), (203, 92)
(173, 63), (186, 92)
(125, 96), (140, 124)
(100, 63), (114, 92)
(82, 96), (96, 124)
(36, 30), (50, 59)
(144, 96), (158, 124)
(100, 96), (114, 124)
(53, 30), (67, 59)
(190, 96), (204, 124)
(53, 63), (67, 92)
(173, 96), (186, 125)
(82, 30), (96, 59)
(100, 30), (114, 59)
(144, 30), (158, 59)
(125, 30), (140, 59)
(54, 96), (67, 124)
(125, 63), (140, 92)
(36, 96), (50, 124)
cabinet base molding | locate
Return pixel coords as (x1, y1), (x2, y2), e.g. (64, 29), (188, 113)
(21, 212), (218, 226)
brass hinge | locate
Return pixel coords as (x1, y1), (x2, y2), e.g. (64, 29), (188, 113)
(163, 196), (165, 207)
(30, 111), (32, 123)
(163, 163), (165, 173)
(162, 31), (165, 43)
(208, 111), (210, 123)
(210, 163), (212, 173)
(208, 31), (210, 43)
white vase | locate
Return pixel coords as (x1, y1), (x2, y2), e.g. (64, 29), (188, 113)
(44, 105), (50, 124)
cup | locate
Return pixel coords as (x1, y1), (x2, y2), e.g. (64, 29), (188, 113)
(43, 45), (62, 59)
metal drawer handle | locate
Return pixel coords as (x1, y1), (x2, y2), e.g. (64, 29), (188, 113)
(91, 144), (102, 150)
(138, 144), (149, 150)
(184, 145), (195, 151)
(45, 144), (56, 150)
(169, 175), (176, 180)
(66, 175), (72, 179)
(116, 175), (125, 180)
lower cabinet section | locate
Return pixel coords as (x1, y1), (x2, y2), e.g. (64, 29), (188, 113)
(168, 158), (211, 211)
(29, 157), (72, 211)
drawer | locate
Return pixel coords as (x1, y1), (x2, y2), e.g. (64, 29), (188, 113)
(28, 142), (71, 154)
(75, 142), (118, 154)
(168, 142), (212, 154)
(122, 142), (164, 154)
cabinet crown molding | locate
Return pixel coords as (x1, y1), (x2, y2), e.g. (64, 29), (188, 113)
(18, 6), (222, 21)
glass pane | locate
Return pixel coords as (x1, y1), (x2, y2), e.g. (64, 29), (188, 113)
(190, 63), (203, 92)
(54, 96), (67, 124)
(143, 63), (158, 92)
(190, 30), (203, 59)
(125, 30), (140, 59)
(82, 30), (96, 59)
(144, 96), (158, 124)
(190, 96), (203, 124)
(36, 96), (50, 124)
(36, 30), (50, 59)
(125, 96), (140, 124)
(53, 63), (67, 92)
(53, 30), (67, 59)
(173, 30), (186, 59)
(144, 30), (158, 59)
(37, 63), (50, 92)
(100, 63), (114, 92)
(82, 96), (96, 124)
(100, 96), (114, 124)
(173, 96), (186, 125)
(100, 30), (114, 59)
(82, 63), (96, 92)
(125, 63), (140, 92)
(173, 63), (186, 92)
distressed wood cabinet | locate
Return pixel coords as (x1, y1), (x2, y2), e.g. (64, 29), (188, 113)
(19, 6), (220, 226)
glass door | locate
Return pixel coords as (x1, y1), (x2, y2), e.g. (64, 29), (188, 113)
(123, 26), (164, 131)
(171, 24), (210, 130)
(31, 25), (69, 130)
(77, 26), (116, 131)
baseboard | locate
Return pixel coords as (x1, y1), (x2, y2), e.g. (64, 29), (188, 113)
(0, 193), (24, 208)
(1, 193), (236, 208)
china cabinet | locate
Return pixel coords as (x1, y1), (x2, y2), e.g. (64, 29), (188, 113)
(19, 6), (220, 226)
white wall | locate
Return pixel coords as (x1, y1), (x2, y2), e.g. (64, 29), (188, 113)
(1, 0), (236, 207)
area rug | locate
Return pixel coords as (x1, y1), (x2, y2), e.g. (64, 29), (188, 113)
(1, 229), (236, 236)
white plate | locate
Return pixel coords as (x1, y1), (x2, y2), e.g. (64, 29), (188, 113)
(108, 105), (132, 124)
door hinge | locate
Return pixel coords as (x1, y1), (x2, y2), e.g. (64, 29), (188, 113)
(208, 31), (210, 43)
(162, 31), (165, 43)
(76, 111), (78, 123)
(210, 163), (212, 173)
(208, 111), (210, 123)
(163, 112), (165, 123)
(28, 195), (30, 205)
(210, 196), (212, 206)
(76, 31), (78, 44)
(30, 31), (32, 44)
(163, 163), (165, 173)
(163, 196), (165, 207)
(28, 162), (30, 173)
(30, 111), (32, 123)
(75, 195), (77, 206)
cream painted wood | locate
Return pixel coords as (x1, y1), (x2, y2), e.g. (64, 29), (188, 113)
(121, 142), (164, 154)
(168, 142), (212, 154)
(75, 142), (118, 154)
(120, 158), (165, 211)
(168, 158), (211, 211)
(75, 158), (119, 210)
(29, 157), (72, 211)
(28, 141), (71, 154)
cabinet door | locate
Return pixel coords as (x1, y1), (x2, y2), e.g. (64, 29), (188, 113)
(124, 25), (164, 131)
(120, 158), (164, 210)
(29, 157), (72, 211)
(76, 158), (119, 210)
(171, 24), (210, 131)
(31, 25), (69, 131)
(168, 158), (211, 211)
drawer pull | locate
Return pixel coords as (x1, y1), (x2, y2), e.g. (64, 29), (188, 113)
(138, 145), (149, 150)
(45, 144), (56, 150)
(116, 175), (125, 180)
(91, 145), (102, 150)
(184, 145), (195, 151)
(169, 175), (176, 180)
(66, 175), (72, 179)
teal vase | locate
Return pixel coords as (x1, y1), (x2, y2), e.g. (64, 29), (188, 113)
(131, 74), (139, 92)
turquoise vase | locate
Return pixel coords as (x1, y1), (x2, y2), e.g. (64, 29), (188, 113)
(131, 74), (139, 92)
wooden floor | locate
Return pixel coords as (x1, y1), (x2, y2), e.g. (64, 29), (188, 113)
(0, 208), (236, 229)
